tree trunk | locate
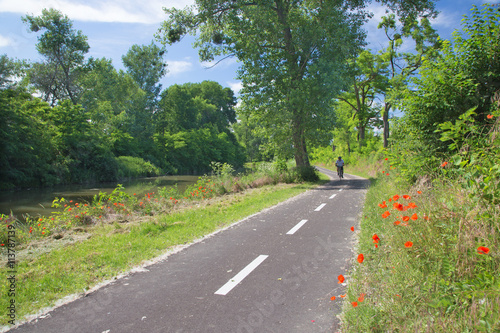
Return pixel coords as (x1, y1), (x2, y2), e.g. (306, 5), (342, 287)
(383, 102), (390, 148)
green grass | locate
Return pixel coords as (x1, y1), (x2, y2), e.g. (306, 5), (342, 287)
(339, 172), (500, 332)
(0, 182), (318, 327)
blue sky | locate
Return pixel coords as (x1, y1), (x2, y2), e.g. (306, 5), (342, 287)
(0, 0), (498, 95)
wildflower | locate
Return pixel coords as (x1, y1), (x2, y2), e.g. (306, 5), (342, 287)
(403, 195), (410, 200)
(405, 241), (413, 248)
(351, 301), (358, 307)
(393, 195), (400, 201)
(358, 293), (366, 303)
(410, 213), (418, 220)
(350, 226), (354, 232)
(402, 216), (410, 222)
(394, 220), (401, 225)
(378, 201), (387, 208)
(407, 202), (417, 209)
(372, 234), (380, 243)
(477, 246), (490, 255)
(357, 254), (364, 263)
(340, 294), (346, 298)
(385, 158), (388, 161)
(338, 274), (345, 284)
(330, 296), (336, 301)
(441, 161), (448, 167)
(417, 191), (422, 194)
(487, 114), (494, 119)
(382, 211), (391, 218)
(393, 203), (404, 211)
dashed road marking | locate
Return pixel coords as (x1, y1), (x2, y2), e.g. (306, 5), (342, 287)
(314, 203), (326, 211)
(215, 255), (269, 296)
(286, 219), (308, 235)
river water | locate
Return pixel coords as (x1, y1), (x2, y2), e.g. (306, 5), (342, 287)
(0, 175), (200, 220)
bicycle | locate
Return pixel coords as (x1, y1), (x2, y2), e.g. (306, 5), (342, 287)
(337, 166), (344, 179)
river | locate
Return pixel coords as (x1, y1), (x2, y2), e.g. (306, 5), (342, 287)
(0, 175), (200, 220)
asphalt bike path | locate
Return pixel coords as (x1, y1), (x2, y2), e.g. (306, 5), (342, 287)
(7, 168), (369, 333)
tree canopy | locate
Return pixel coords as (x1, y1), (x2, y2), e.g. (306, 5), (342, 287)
(157, 0), (438, 167)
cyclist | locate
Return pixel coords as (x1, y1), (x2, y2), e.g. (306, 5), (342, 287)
(335, 156), (344, 178)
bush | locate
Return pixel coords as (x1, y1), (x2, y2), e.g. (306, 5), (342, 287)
(292, 165), (319, 182)
(115, 156), (162, 179)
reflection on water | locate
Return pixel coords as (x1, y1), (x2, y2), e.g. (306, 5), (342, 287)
(0, 175), (200, 219)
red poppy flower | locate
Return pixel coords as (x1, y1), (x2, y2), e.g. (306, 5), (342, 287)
(358, 293), (366, 302)
(393, 195), (400, 201)
(405, 241), (413, 248)
(477, 246), (490, 254)
(378, 201), (387, 208)
(338, 274), (345, 284)
(382, 211), (391, 218)
(402, 216), (410, 222)
(330, 296), (336, 301)
(357, 254), (364, 263)
(407, 202), (417, 209)
(350, 226), (354, 232)
(340, 294), (346, 298)
(385, 158), (388, 160)
(411, 213), (418, 220)
(441, 161), (448, 167)
(393, 203), (404, 211)
(372, 234), (380, 243)
(417, 191), (422, 194)
(487, 114), (494, 119)
(352, 301), (358, 307)
(394, 220), (401, 225)
(403, 195), (410, 200)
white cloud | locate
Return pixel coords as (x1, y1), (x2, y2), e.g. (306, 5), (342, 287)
(0, 34), (13, 47)
(227, 81), (243, 94)
(0, 0), (194, 23)
(166, 59), (193, 76)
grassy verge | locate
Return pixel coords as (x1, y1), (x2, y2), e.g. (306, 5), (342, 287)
(339, 169), (500, 332)
(0, 173), (325, 328)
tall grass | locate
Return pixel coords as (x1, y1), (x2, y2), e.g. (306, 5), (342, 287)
(340, 166), (500, 332)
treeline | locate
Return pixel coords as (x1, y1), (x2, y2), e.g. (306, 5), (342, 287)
(0, 9), (245, 190)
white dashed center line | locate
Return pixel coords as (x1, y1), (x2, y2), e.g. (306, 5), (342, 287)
(329, 194), (337, 199)
(286, 219), (308, 235)
(215, 255), (269, 295)
(314, 203), (326, 211)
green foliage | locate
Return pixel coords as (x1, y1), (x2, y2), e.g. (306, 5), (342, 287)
(22, 8), (89, 105)
(115, 156), (162, 179)
(395, 4), (500, 157)
(122, 41), (167, 106)
(292, 165), (319, 182)
(158, 0), (377, 166)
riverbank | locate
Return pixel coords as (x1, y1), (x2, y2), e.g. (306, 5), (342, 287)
(0, 169), (327, 328)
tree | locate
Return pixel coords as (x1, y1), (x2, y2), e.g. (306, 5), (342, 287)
(396, 4), (500, 152)
(337, 50), (388, 147)
(0, 55), (16, 89)
(157, 0), (437, 168)
(377, 13), (441, 147)
(122, 42), (167, 111)
(22, 8), (89, 105)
